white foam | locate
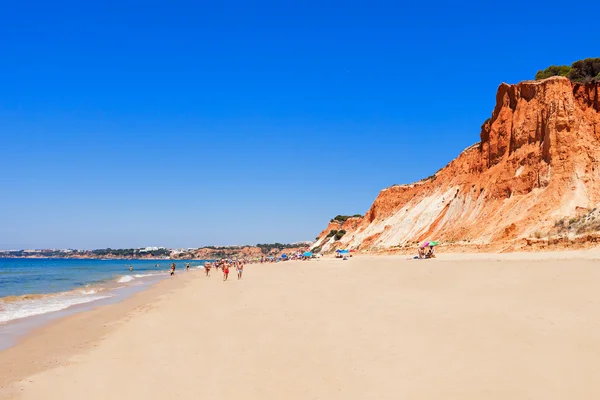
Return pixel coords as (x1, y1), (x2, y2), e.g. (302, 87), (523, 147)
(133, 273), (167, 278)
(0, 293), (111, 323)
(79, 289), (98, 295)
(117, 275), (135, 283)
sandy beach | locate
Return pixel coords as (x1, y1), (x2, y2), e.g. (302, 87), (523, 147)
(3, 254), (600, 399)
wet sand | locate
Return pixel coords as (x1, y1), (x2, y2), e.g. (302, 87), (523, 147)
(2, 255), (600, 399)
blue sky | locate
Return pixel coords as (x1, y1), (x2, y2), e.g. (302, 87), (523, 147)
(0, 1), (597, 249)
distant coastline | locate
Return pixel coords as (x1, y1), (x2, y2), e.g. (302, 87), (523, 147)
(0, 242), (312, 261)
(0, 255), (170, 260)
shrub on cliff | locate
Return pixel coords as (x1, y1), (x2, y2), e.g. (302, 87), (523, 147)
(535, 65), (571, 80)
(326, 230), (338, 239)
(535, 58), (600, 82)
(330, 214), (363, 223)
(330, 215), (349, 223)
(568, 58), (600, 83)
(334, 230), (347, 240)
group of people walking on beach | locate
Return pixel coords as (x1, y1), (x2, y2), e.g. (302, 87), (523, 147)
(154, 259), (245, 281)
(203, 260), (244, 281)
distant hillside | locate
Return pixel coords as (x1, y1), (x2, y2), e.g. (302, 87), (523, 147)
(0, 242), (312, 260)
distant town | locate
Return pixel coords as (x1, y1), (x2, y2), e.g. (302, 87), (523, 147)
(0, 243), (313, 260)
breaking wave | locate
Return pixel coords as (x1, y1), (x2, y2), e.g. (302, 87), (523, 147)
(117, 275), (135, 283)
(0, 292), (111, 323)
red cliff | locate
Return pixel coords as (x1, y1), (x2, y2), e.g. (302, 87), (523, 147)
(313, 77), (600, 252)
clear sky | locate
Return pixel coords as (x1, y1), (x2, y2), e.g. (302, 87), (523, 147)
(0, 1), (597, 249)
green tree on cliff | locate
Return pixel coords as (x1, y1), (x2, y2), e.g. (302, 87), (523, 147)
(535, 65), (571, 80)
(568, 58), (600, 82)
(536, 58), (600, 82)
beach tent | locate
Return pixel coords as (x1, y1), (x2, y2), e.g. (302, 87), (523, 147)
(303, 252), (313, 257)
(281, 254), (287, 258)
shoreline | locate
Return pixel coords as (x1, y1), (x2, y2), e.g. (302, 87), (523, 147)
(0, 259), (207, 328)
(3, 247), (600, 349)
(0, 273), (168, 351)
(0, 269), (197, 398)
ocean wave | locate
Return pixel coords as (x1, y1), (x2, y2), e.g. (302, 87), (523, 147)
(117, 275), (135, 283)
(0, 293), (111, 323)
(133, 272), (167, 278)
(0, 293), (47, 303)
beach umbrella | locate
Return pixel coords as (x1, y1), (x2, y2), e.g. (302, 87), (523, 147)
(429, 241), (439, 246)
(303, 251), (313, 257)
(340, 250), (350, 254)
(281, 254), (287, 258)
(335, 249), (342, 253)
(421, 241), (430, 248)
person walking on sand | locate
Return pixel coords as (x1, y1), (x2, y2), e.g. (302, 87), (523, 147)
(204, 262), (211, 277)
(237, 261), (244, 280)
(170, 262), (176, 276)
(223, 263), (230, 281)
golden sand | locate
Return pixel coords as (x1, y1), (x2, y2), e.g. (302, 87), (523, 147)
(2, 253), (600, 399)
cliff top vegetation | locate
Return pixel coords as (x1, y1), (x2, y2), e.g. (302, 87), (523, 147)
(535, 58), (600, 83)
(330, 214), (363, 223)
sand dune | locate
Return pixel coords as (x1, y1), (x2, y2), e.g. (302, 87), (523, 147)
(3, 255), (600, 399)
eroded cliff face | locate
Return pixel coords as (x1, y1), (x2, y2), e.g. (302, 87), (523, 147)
(313, 77), (600, 251)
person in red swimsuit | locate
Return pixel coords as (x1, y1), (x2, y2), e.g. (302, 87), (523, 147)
(223, 263), (230, 281)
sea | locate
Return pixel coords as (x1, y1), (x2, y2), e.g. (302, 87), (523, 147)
(0, 258), (208, 325)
